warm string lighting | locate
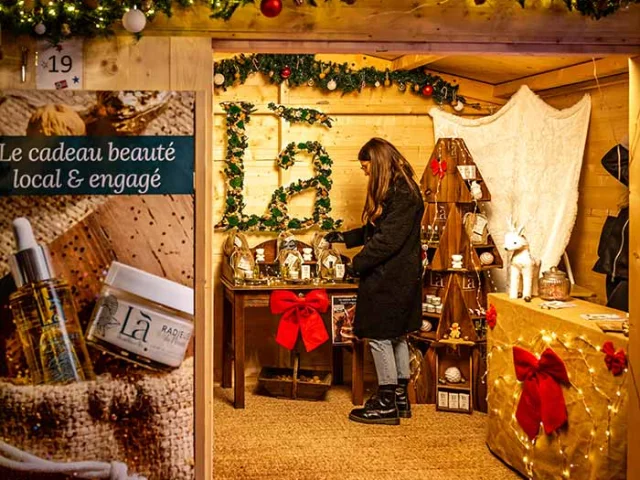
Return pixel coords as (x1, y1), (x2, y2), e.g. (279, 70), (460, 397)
(487, 328), (627, 477)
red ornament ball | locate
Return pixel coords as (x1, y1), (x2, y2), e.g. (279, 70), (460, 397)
(261, 0), (283, 17)
(422, 84), (434, 96)
(280, 66), (292, 79)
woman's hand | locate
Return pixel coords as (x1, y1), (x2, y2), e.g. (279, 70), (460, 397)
(324, 231), (345, 244)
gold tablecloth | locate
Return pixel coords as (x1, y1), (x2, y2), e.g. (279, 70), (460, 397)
(487, 293), (628, 480)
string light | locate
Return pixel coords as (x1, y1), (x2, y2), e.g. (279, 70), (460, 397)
(488, 327), (628, 478)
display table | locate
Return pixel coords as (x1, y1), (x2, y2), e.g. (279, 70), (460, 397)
(221, 277), (364, 409)
(487, 293), (628, 480)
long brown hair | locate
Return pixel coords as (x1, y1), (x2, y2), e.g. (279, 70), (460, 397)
(359, 138), (420, 224)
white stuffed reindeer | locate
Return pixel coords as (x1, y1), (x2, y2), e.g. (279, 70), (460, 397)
(504, 218), (540, 302)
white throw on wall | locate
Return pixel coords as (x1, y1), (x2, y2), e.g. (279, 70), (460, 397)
(429, 85), (591, 292)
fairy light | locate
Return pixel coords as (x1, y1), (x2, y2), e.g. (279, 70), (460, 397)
(489, 327), (628, 478)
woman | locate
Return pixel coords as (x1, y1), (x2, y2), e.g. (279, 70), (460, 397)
(325, 137), (424, 425)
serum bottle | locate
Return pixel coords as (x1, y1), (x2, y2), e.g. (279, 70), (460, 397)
(9, 217), (95, 384)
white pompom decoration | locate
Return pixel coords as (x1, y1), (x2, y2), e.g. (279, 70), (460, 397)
(34, 22), (46, 35)
(444, 366), (462, 384)
(122, 7), (147, 34)
(214, 73), (225, 86)
(421, 320), (433, 332)
(327, 79), (337, 91)
(453, 100), (465, 112)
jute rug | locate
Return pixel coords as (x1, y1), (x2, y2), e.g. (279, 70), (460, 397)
(214, 384), (521, 480)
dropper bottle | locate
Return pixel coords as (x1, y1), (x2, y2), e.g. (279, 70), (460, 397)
(9, 217), (95, 384)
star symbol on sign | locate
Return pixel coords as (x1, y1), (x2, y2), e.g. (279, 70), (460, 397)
(41, 61), (49, 69)
(72, 76), (79, 84)
(55, 45), (63, 52)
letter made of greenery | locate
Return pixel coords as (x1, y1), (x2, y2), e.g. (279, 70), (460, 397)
(216, 101), (342, 232)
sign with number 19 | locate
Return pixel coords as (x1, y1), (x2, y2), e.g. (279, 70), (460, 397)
(36, 39), (84, 91)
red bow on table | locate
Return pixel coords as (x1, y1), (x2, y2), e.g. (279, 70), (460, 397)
(602, 341), (627, 376)
(430, 158), (447, 179)
(270, 289), (330, 352)
(513, 346), (570, 440)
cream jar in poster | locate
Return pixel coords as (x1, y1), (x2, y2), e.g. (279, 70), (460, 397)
(86, 262), (194, 371)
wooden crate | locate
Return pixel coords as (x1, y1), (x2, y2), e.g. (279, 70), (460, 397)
(258, 353), (332, 401)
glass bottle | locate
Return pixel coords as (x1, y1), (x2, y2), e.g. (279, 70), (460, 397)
(8, 217), (94, 385)
(318, 245), (343, 282)
(277, 247), (303, 281)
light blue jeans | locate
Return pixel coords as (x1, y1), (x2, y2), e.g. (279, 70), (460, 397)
(369, 337), (411, 386)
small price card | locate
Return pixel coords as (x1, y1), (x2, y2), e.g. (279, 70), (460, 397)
(36, 39), (84, 90)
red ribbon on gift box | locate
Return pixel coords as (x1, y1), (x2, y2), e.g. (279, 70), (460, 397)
(602, 341), (627, 376)
(513, 346), (570, 440)
(270, 289), (330, 352)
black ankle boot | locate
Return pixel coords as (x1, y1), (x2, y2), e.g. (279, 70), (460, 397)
(349, 385), (399, 425)
(396, 378), (411, 419)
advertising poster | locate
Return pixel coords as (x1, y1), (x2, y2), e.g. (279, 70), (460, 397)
(0, 90), (195, 480)
(331, 295), (357, 345)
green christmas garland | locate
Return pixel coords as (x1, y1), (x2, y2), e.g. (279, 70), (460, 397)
(267, 102), (334, 128)
(214, 53), (469, 107)
(0, 0), (353, 43)
(216, 101), (342, 232)
(0, 0), (634, 43)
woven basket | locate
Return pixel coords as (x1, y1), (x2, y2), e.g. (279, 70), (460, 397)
(0, 358), (194, 480)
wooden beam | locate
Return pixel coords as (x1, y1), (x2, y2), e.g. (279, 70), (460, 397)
(424, 70), (507, 105)
(535, 72), (629, 99)
(628, 55), (640, 480)
(493, 56), (632, 98)
(392, 54), (446, 71)
(210, 39), (640, 56)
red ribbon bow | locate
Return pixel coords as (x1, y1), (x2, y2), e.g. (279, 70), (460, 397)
(486, 304), (497, 329)
(270, 289), (330, 352)
(602, 341), (627, 376)
(430, 158), (447, 179)
(513, 346), (570, 440)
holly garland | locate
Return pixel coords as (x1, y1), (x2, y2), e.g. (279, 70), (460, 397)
(0, 0), (355, 43)
(267, 102), (334, 128)
(214, 54), (470, 107)
(216, 101), (342, 232)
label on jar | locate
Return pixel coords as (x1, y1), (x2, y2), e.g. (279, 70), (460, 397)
(87, 295), (193, 368)
(323, 254), (337, 268)
(237, 257), (252, 272)
(301, 265), (311, 280)
(335, 263), (345, 280)
(234, 236), (243, 248)
(284, 253), (299, 268)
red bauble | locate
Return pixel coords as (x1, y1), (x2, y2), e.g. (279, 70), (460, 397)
(422, 84), (434, 96)
(261, 0), (283, 17)
(280, 66), (292, 79)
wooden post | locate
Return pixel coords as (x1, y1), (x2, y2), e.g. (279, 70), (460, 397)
(628, 56), (640, 480)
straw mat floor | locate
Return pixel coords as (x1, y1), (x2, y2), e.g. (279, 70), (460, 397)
(214, 384), (520, 480)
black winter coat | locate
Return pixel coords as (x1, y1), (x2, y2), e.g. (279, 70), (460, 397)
(593, 144), (629, 280)
(343, 176), (424, 340)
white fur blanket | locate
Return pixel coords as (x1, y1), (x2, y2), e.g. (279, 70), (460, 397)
(429, 85), (591, 291)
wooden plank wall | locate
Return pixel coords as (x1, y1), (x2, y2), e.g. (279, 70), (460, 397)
(0, 36), (214, 480)
(212, 52), (629, 382)
(211, 53), (493, 381)
(543, 81), (629, 302)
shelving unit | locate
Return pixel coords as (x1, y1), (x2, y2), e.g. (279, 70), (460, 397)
(409, 138), (502, 414)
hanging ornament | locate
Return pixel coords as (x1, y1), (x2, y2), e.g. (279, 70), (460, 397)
(260, 0), (283, 18)
(214, 73), (225, 86)
(374, 81), (380, 88)
(141, 0), (154, 12)
(327, 79), (337, 91)
(280, 66), (292, 79)
(122, 7), (147, 33)
(268, 70), (275, 77)
(34, 22), (46, 36)
(398, 82), (406, 92)
(60, 23), (71, 37)
(307, 78), (315, 87)
(384, 72), (390, 87)
(453, 100), (465, 112)
(413, 84), (420, 92)
(422, 84), (434, 96)
(319, 72), (326, 79)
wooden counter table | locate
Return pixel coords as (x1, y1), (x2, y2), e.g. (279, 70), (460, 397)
(486, 293), (629, 480)
(220, 276), (364, 409)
